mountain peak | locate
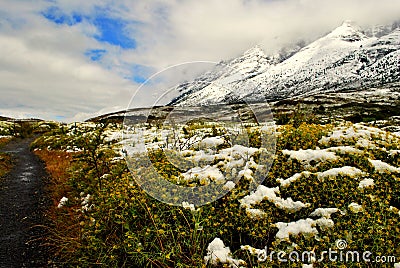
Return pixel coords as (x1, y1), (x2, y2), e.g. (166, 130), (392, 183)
(242, 44), (265, 57)
(327, 20), (367, 42)
(228, 44), (270, 72)
(171, 20), (399, 106)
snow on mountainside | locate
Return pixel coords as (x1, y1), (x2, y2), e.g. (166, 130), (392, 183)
(170, 21), (400, 106)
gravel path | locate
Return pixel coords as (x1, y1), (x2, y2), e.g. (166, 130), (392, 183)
(0, 137), (50, 267)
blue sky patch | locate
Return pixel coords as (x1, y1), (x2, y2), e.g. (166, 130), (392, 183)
(85, 49), (107, 61)
(93, 16), (136, 49)
(130, 64), (153, 84)
(42, 5), (137, 49)
(132, 76), (147, 84)
(42, 6), (82, 26)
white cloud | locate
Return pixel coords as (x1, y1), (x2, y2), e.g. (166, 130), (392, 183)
(0, 0), (399, 121)
(0, 26), (135, 122)
(0, 2), (136, 122)
(118, 0), (400, 67)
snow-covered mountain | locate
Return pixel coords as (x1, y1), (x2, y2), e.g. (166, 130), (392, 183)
(170, 21), (400, 106)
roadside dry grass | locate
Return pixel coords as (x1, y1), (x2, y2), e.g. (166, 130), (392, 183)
(34, 149), (83, 264)
(0, 137), (13, 178)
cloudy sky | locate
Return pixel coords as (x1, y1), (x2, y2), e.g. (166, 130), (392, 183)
(0, 0), (399, 122)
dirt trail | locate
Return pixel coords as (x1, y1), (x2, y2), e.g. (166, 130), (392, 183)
(0, 137), (49, 267)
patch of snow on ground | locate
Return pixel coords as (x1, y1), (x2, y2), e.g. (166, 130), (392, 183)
(274, 214), (335, 242)
(223, 181), (236, 191)
(279, 166), (367, 186)
(240, 185), (309, 217)
(278, 171), (311, 188)
(246, 208), (266, 218)
(389, 150), (400, 156)
(81, 193), (92, 211)
(317, 166), (366, 180)
(319, 124), (390, 148)
(220, 144), (259, 159)
(283, 149), (338, 166)
(319, 126), (360, 145)
(238, 165), (254, 180)
(355, 138), (376, 149)
(315, 218), (335, 230)
(309, 208), (339, 218)
(199, 136), (225, 147)
(388, 206), (400, 216)
(369, 159), (400, 173)
(181, 165), (225, 185)
(57, 197), (68, 208)
(348, 202), (363, 213)
(274, 219), (319, 241)
(204, 238), (245, 267)
(182, 201), (196, 212)
(358, 178), (374, 189)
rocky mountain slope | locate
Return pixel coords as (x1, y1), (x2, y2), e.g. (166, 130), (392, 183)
(170, 21), (400, 105)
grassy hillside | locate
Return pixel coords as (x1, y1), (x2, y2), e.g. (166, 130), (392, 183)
(32, 116), (400, 267)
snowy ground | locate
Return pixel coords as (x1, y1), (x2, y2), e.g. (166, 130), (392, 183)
(203, 122), (399, 267)
(32, 117), (399, 267)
